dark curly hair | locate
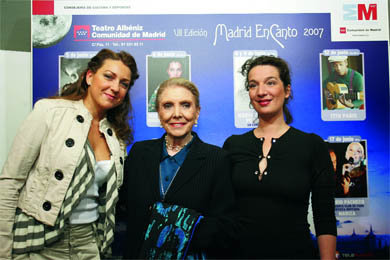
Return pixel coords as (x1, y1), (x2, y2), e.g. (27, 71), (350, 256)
(240, 55), (293, 124)
(52, 49), (139, 145)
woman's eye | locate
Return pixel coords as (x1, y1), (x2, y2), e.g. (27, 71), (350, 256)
(266, 81), (276, 86)
(120, 82), (130, 88)
(163, 103), (172, 109)
(104, 74), (113, 79)
(248, 83), (257, 89)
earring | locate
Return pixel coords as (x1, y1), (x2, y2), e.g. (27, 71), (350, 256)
(249, 102), (254, 109)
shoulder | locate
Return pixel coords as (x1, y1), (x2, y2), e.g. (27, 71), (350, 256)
(34, 98), (81, 112)
(283, 127), (326, 152)
(35, 98), (77, 107)
(350, 68), (363, 77)
(288, 127), (321, 140)
(223, 130), (253, 148)
(29, 99), (77, 121)
(286, 127), (327, 149)
(129, 138), (160, 153)
(33, 98), (58, 111)
(198, 140), (226, 155)
(190, 136), (229, 161)
(192, 139), (231, 173)
(125, 139), (161, 166)
(351, 69), (363, 84)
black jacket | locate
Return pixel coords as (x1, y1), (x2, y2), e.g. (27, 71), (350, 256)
(121, 132), (237, 259)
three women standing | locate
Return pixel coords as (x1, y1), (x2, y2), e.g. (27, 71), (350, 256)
(1, 50), (336, 259)
(223, 56), (337, 259)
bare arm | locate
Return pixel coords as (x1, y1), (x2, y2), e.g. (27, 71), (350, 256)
(317, 234), (337, 260)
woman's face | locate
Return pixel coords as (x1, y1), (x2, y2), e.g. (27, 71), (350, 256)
(158, 85), (199, 140)
(248, 65), (290, 120)
(85, 59), (131, 114)
(346, 143), (364, 165)
(166, 62), (183, 78)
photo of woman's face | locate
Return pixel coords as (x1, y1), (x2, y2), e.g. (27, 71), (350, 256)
(166, 61), (183, 78)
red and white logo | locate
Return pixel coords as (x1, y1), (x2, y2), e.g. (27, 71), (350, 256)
(343, 3), (378, 21)
(74, 25), (91, 40)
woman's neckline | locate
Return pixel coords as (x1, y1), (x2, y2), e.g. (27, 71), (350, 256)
(96, 159), (111, 164)
(251, 126), (292, 140)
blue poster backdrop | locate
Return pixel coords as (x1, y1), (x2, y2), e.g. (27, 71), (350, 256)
(32, 13), (389, 258)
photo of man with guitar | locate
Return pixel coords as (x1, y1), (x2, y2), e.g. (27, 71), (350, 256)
(322, 55), (364, 110)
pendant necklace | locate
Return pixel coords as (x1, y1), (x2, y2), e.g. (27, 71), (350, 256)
(159, 165), (181, 199)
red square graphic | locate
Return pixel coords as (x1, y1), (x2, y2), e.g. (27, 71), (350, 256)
(33, 0), (54, 15)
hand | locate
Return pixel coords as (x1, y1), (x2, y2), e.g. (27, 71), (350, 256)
(341, 176), (351, 195)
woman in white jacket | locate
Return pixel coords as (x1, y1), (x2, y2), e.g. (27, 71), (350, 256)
(0, 48), (139, 259)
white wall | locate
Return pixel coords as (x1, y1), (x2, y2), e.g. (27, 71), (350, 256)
(0, 50), (31, 168)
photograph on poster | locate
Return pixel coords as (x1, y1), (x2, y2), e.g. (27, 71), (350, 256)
(33, 15), (72, 48)
(59, 56), (90, 90)
(326, 137), (368, 217)
(320, 50), (366, 121)
(146, 52), (190, 127)
(233, 50), (278, 128)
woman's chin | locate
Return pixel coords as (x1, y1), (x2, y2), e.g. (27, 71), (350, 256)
(166, 130), (192, 140)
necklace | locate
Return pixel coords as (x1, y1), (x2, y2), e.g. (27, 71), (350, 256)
(165, 135), (193, 152)
(159, 165), (181, 199)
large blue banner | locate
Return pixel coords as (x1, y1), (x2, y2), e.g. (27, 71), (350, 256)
(32, 13), (389, 258)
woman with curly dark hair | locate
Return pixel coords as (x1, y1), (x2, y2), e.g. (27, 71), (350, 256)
(223, 55), (337, 259)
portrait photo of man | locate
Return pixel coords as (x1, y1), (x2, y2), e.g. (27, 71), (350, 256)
(321, 55), (365, 110)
